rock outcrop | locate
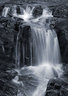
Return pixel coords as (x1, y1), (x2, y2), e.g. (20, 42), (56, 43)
(50, 5), (68, 64)
(32, 5), (43, 18)
(46, 78), (68, 96)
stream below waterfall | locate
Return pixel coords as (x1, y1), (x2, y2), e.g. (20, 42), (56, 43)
(2, 5), (63, 96)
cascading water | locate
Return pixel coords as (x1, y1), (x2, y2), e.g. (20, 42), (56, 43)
(2, 5), (63, 96)
(31, 26), (61, 65)
(2, 7), (10, 17)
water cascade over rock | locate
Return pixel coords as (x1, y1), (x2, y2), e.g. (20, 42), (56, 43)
(2, 6), (10, 17)
(2, 5), (63, 96)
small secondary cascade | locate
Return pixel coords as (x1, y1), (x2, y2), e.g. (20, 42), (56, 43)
(2, 5), (63, 96)
(2, 7), (10, 17)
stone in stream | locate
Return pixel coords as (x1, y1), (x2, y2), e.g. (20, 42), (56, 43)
(46, 78), (68, 96)
(0, 4), (5, 16)
(32, 5), (43, 18)
(16, 6), (21, 14)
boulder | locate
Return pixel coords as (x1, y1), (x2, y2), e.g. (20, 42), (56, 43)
(16, 6), (22, 14)
(46, 78), (68, 96)
(60, 87), (68, 96)
(32, 5), (43, 18)
(0, 79), (18, 96)
(0, 4), (4, 16)
(46, 89), (60, 96)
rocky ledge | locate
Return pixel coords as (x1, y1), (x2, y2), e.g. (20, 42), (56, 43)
(46, 78), (68, 96)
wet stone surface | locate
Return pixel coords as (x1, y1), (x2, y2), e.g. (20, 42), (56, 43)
(46, 78), (68, 96)
(32, 5), (43, 18)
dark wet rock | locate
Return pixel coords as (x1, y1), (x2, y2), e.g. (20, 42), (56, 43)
(20, 25), (31, 42)
(0, 61), (15, 71)
(55, 6), (68, 18)
(54, 83), (61, 90)
(0, 69), (18, 96)
(46, 78), (68, 96)
(0, 70), (17, 81)
(54, 19), (68, 64)
(49, 5), (68, 19)
(16, 6), (22, 14)
(0, 4), (4, 16)
(46, 89), (60, 96)
(46, 79), (62, 91)
(0, 79), (18, 96)
(32, 5), (43, 18)
(14, 18), (23, 32)
(60, 87), (68, 96)
(0, 17), (19, 64)
(17, 25), (32, 67)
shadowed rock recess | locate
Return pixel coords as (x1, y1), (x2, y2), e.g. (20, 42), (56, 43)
(0, 0), (68, 96)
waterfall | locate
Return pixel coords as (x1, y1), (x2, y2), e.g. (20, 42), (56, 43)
(31, 26), (61, 65)
(9, 5), (63, 96)
(15, 31), (21, 69)
(28, 11), (62, 96)
(2, 7), (10, 17)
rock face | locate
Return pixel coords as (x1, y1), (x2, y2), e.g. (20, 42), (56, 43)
(0, 79), (17, 96)
(0, 17), (15, 68)
(46, 78), (68, 96)
(50, 6), (68, 18)
(0, 4), (4, 16)
(16, 25), (32, 67)
(50, 5), (68, 64)
(0, 17), (18, 96)
(32, 5), (43, 18)
(54, 19), (68, 64)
